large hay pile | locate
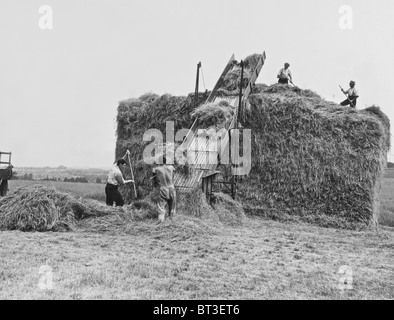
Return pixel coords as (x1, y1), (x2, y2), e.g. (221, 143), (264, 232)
(115, 54), (390, 229)
(116, 91), (210, 199)
(115, 54), (264, 201)
(236, 84), (390, 228)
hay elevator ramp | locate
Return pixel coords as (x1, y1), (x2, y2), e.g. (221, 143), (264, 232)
(174, 52), (266, 192)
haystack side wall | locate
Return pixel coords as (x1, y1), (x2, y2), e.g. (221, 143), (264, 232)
(114, 84), (390, 229)
(237, 92), (390, 226)
(115, 92), (209, 200)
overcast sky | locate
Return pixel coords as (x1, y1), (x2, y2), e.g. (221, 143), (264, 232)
(0, 0), (393, 168)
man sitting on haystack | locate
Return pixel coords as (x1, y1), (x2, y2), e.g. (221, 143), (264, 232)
(152, 154), (176, 223)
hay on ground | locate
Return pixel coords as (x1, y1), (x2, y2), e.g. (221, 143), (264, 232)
(0, 184), (241, 239)
(0, 184), (87, 231)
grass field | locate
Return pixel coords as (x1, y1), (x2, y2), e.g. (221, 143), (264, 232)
(0, 175), (393, 300)
(8, 180), (106, 202)
(380, 171), (394, 227)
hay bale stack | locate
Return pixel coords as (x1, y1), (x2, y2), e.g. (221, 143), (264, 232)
(235, 84), (390, 228)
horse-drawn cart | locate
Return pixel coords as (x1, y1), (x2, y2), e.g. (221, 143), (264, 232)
(0, 151), (13, 196)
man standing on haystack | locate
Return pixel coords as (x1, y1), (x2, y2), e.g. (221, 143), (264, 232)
(277, 62), (293, 84)
(340, 80), (359, 108)
(152, 155), (176, 223)
(105, 150), (134, 207)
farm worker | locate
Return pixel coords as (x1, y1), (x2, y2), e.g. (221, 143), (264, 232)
(105, 150), (134, 206)
(277, 62), (293, 84)
(0, 179), (8, 197)
(152, 155), (176, 223)
(340, 80), (359, 108)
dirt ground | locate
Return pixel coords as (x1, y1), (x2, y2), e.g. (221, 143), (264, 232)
(0, 216), (392, 300)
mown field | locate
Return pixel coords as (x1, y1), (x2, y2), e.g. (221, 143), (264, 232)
(8, 180), (106, 202)
(0, 174), (393, 300)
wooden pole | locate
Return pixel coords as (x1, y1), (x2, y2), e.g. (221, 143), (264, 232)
(127, 151), (137, 198)
(195, 62), (201, 107)
(237, 60), (244, 128)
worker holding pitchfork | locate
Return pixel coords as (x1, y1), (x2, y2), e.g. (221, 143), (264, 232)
(340, 80), (359, 108)
(105, 150), (134, 207)
(277, 62), (293, 85)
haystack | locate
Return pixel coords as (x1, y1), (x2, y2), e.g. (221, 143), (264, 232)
(115, 91), (210, 199)
(115, 54), (263, 201)
(235, 84), (390, 228)
(115, 53), (390, 229)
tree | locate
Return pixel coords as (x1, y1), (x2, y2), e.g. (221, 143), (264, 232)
(96, 177), (102, 184)
(388, 162), (394, 169)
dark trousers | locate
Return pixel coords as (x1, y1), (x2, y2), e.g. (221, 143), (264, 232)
(340, 96), (357, 108)
(105, 183), (124, 206)
(0, 180), (8, 197)
(278, 78), (288, 84)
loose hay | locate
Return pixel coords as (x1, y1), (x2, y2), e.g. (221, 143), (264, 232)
(0, 184), (85, 231)
(79, 188), (244, 237)
(0, 184), (232, 240)
(191, 100), (235, 129)
(211, 192), (246, 226)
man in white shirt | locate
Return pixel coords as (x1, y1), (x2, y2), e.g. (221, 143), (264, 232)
(152, 156), (176, 223)
(277, 62), (293, 84)
(340, 80), (359, 108)
(105, 151), (134, 206)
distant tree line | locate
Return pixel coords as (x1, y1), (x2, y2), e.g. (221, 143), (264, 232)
(388, 162), (394, 169)
(64, 177), (89, 183)
(12, 173), (34, 180)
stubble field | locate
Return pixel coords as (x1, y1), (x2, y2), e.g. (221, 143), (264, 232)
(0, 173), (393, 300)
